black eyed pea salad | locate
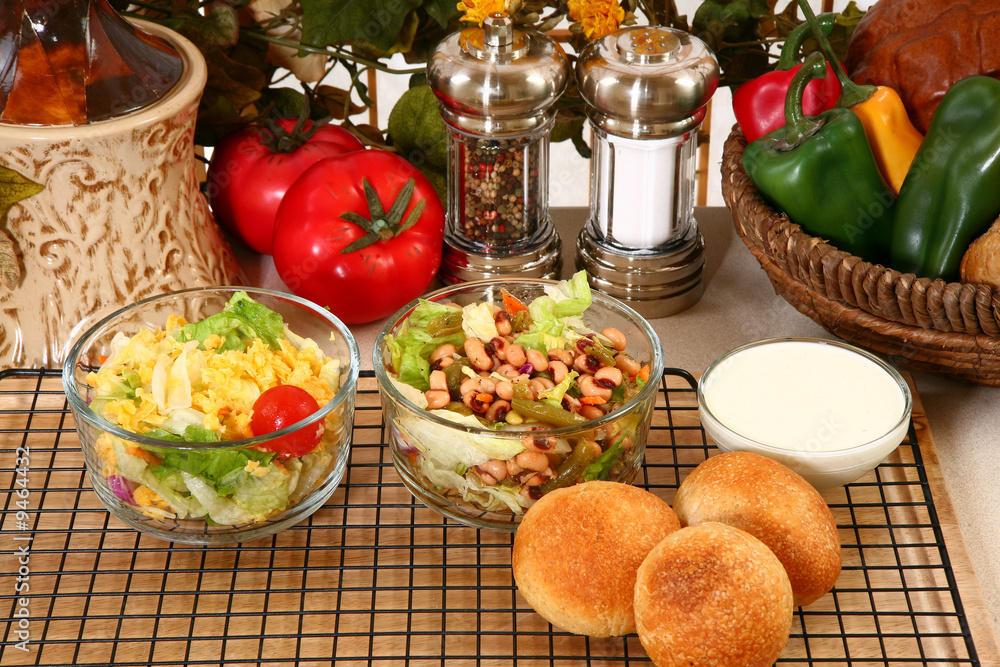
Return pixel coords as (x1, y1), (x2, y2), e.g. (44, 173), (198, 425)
(382, 272), (654, 514)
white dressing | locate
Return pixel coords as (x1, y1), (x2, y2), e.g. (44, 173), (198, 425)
(702, 341), (906, 453)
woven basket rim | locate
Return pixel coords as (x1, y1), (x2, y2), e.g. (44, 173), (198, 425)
(720, 125), (1000, 339)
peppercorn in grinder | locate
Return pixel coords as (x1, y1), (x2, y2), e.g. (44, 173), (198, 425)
(575, 27), (719, 317)
(428, 14), (569, 283)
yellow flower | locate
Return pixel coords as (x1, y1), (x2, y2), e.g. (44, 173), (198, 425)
(457, 0), (506, 25)
(568, 0), (624, 40)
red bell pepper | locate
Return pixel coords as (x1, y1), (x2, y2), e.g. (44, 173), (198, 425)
(732, 13), (842, 142)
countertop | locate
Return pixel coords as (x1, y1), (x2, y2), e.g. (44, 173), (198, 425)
(241, 206), (1000, 636)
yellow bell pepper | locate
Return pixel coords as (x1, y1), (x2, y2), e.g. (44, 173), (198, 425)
(849, 86), (923, 195)
(799, 0), (923, 195)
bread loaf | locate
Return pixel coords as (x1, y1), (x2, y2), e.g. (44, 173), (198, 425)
(960, 217), (1000, 289)
(511, 481), (680, 637)
(672, 451), (842, 606)
(633, 522), (794, 666)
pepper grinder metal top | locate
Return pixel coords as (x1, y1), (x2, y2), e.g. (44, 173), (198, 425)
(575, 26), (719, 318)
(428, 14), (570, 283)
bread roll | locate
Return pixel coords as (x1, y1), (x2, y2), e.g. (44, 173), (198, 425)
(960, 216), (1000, 289)
(634, 522), (793, 667)
(672, 451), (841, 606)
(512, 480), (680, 637)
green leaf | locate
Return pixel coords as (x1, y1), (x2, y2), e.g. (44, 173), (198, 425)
(388, 84), (448, 170)
(300, 0), (422, 52)
(422, 0), (462, 27)
(195, 49), (268, 146)
(0, 166), (43, 221)
(178, 4), (240, 52)
(0, 166), (43, 289)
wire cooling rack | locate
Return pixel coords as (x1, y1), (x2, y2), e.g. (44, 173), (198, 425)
(0, 367), (986, 666)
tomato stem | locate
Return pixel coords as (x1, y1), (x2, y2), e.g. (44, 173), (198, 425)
(339, 178), (425, 253)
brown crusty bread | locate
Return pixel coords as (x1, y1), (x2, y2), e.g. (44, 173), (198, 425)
(960, 217), (1000, 289)
(672, 451), (842, 607)
(633, 522), (794, 667)
(511, 480), (681, 637)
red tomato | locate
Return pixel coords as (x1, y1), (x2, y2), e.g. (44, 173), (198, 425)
(207, 118), (364, 254)
(271, 149), (445, 325)
(250, 385), (324, 459)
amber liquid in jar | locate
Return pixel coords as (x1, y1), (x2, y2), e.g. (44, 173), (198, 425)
(0, 0), (183, 126)
(447, 124), (550, 251)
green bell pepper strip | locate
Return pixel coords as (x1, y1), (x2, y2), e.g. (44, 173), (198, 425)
(890, 75), (1000, 282)
(742, 51), (895, 264)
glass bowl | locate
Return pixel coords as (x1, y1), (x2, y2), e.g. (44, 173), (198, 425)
(62, 287), (360, 545)
(698, 337), (912, 491)
(373, 277), (665, 532)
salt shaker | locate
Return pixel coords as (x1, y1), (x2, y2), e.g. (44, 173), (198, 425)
(575, 26), (719, 317)
(428, 14), (569, 283)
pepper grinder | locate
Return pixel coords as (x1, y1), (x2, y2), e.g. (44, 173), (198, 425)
(428, 14), (569, 283)
(575, 26), (719, 317)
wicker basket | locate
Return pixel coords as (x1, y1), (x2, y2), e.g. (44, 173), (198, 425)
(720, 126), (1000, 386)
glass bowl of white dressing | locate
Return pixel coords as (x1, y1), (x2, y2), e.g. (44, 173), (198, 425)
(697, 338), (912, 491)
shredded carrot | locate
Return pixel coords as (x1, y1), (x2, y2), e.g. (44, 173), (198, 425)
(475, 393), (494, 405)
(638, 364), (650, 383)
(579, 396), (606, 405)
(98, 354), (109, 364)
(501, 288), (529, 315)
(126, 446), (162, 466)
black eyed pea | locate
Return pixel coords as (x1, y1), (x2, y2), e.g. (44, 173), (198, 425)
(473, 467), (499, 486)
(429, 370), (449, 392)
(514, 450), (549, 472)
(485, 399), (510, 423)
(506, 459), (524, 477)
(525, 348), (549, 372)
(479, 459), (508, 482)
(464, 337), (493, 371)
(615, 352), (642, 377)
(601, 327), (627, 352)
(495, 380), (514, 401)
(561, 395), (581, 413)
(506, 343), (527, 368)
(574, 353), (600, 374)
(429, 343), (457, 365)
(424, 389), (450, 410)
(579, 374), (613, 402)
(490, 337), (508, 361)
(494, 310), (513, 336)
(595, 366), (623, 387)
(580, 405), (605, 421)
(547, 348), (574, 365)
(549, 359), (569, 384)
(459, 376), (481, 397)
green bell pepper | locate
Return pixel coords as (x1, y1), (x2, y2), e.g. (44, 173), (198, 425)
(890, 75), (1000, 282)
(743, 51), (895, 264)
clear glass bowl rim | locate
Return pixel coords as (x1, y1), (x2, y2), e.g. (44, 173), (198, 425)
(697, 336), (913, 459)
(372, 277), (666, 438)
(61, 286), (361, 451)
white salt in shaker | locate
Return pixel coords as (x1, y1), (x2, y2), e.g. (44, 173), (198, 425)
(576, 27), (719, 317)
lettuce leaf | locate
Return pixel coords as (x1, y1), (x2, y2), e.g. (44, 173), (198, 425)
(175, 291), (285, 351)
(516, 271), (593, 352)
(384, 300), (467, 391)
(149, 446), (276, 495)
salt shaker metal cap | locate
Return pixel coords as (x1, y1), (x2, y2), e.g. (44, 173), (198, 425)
(575, 26), (720, 319)
(576, 26), (719, 138)
(428, 14), (570, 283)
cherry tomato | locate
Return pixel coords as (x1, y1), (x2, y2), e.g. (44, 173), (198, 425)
(207, 118), (364, 254)
(272, 148), (445, 325)
(250, 385), (324, 458)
